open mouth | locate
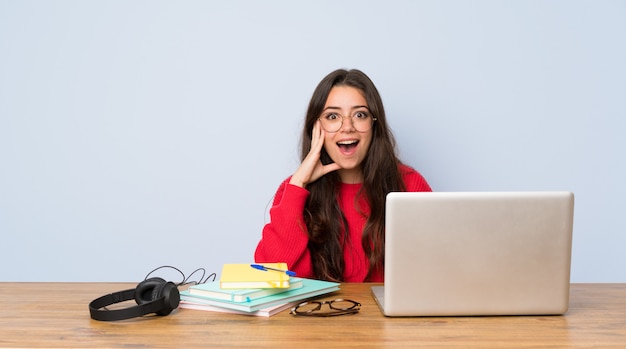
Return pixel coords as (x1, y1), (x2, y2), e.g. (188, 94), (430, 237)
(337, 140), (359, 153)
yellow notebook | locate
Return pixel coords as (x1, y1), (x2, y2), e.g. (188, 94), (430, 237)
(220, 263), (291, 289)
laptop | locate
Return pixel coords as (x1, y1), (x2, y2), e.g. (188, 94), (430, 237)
(372, 191), (574, 317)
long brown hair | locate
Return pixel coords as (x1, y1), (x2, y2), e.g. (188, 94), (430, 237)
(300, 69), (406, 281)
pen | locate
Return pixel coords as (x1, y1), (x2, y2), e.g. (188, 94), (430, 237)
(250, 264), (297, 276)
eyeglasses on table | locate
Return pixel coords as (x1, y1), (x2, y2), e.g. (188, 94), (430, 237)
(290, 299), (361, 317)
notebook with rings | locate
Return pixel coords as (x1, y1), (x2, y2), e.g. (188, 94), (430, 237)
(372, 191), (574, 317)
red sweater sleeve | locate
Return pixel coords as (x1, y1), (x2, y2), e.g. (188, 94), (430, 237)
(400, 164), (433, 192)
(254, 179), (315, 278)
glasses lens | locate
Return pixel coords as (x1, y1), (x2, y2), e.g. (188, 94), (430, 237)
(319, 114), (341, 132)
(353, 116), (373, 132)
(329, 299), (359, 311)
(293, 302), (320, 314)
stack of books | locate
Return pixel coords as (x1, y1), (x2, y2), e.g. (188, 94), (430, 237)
(179, 263), (340, 317)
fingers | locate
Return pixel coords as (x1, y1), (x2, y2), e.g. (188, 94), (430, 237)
(310, 120), (324, 151)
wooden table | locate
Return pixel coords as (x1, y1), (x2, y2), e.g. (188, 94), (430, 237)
(1, 283), (625, 348)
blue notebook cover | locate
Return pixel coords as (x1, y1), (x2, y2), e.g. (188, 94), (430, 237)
(180, 278), (339, 312)
(188, 277), (304, 302)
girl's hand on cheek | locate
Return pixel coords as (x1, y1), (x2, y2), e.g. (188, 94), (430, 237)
(289, 120), (341, 188)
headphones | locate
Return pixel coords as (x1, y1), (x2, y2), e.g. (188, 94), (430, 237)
(89, 277), (180, 321)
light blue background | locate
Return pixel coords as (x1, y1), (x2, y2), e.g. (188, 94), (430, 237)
(1, 1), (624, 282)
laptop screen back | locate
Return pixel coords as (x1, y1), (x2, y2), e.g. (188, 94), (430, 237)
(373, 191), (574, 317)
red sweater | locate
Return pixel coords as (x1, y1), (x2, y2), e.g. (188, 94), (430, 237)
(254, 165), (432, 282)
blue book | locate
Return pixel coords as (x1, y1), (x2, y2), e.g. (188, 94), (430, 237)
(180, 278), (340, 313)
(188, 278), (304, 302)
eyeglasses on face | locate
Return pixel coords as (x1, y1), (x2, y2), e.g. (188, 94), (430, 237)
(290, 299), (361, 317)
(318, 111), (377, 133)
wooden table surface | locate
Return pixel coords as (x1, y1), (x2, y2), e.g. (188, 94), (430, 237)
(1, 282), (625, 348)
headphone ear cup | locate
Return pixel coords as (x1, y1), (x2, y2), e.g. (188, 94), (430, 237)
(134, 277), (166, 305)
(153, 281), (180, 316)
